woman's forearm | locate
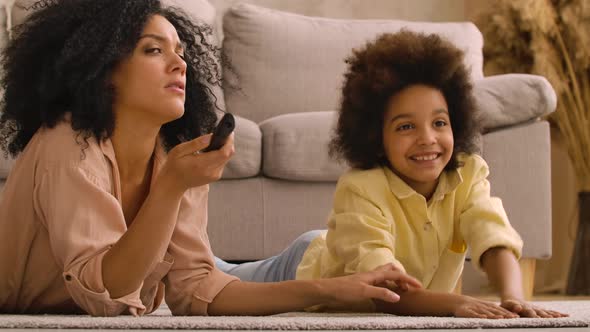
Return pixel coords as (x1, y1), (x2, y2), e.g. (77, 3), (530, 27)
(207, 280), (327, 315)
(481, 247), (524, 301)
(209, 281), (465, 317)
(102, 178), (184, 298)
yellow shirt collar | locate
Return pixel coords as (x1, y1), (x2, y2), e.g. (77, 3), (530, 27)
(383, 166), (463, 200)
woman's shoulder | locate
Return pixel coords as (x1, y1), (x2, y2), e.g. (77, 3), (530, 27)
(28, 121), (105, 171)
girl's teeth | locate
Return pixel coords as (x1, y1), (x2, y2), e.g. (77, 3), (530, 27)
(413, 154), (437, 161)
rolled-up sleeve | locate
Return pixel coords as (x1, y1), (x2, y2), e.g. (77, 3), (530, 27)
(164, 186), (238, 316)
(459, 156), (523, 271)
(326, 180), (404, 275)
(34, 164), (147, 316)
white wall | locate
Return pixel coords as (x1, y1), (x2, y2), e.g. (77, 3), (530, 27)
(210, 0), (467, 21)
(208, 0), (468, 40)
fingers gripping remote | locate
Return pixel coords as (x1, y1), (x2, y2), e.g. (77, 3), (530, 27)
(201, 113), (235, 152)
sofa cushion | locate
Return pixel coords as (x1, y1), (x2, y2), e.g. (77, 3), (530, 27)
(260, 112), (347, 181)
(0, 153), (14, 179)
(1, 1), (10, 179)
(222, 114), (261, 179)
(222, 3), (484, 123)
(474, 74), (557, 131)
(162, 0), (215, 26)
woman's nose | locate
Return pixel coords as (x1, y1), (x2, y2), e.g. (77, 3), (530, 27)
(170, 54), (187, 75)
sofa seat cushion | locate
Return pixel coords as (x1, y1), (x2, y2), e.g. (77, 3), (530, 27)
(474, 74), (556, 131)
(260, 112), (347, 181)
(222, 3), (484, 123)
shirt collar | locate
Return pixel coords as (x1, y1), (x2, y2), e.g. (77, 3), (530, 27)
(383, 166), (463, 200)
(99, 135), (166, 188)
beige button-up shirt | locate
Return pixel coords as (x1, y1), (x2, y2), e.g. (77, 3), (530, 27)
(0, 121), (237, 316)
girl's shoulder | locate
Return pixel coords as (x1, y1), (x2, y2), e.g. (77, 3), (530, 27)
(335, 167), (390, 197)
(339, 167), (388, 185)
(455, 153), (491, 182)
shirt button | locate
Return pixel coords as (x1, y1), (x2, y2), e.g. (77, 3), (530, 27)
(423, 220), (433, 231)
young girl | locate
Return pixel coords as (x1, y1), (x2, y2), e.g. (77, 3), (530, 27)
(293, 30), (568, 318)
(0, 0), (421, 316)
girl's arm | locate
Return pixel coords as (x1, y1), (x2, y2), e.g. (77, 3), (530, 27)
(373, 288), (517, 318)
(480, 247), (523, 301)
(481, 247), (567, 318)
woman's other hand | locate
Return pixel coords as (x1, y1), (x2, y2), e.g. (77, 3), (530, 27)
(319, 263), (422, 309)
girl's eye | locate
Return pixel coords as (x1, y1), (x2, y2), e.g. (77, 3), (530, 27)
(434, 120), (447, 127)
(177, 53), (185, 59)
(396, 123), (414, 131)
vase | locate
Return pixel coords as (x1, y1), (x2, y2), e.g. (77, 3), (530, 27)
(566, 191), (590, 295)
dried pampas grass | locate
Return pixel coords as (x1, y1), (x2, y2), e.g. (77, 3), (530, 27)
(477, 0), (590, 191)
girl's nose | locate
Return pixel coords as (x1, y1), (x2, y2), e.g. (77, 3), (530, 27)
(417, 127), (436, 145)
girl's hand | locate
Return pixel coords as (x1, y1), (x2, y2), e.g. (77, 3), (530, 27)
(159, 133), (234, 192)
(320, 263), (422, 309)
(501, 299), (568, 318)
(454, 297), (518, 319)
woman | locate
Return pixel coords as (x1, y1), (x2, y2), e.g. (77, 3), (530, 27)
(0, 0), (420, 316)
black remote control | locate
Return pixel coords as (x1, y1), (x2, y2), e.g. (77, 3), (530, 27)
(201, 113), (235, 152)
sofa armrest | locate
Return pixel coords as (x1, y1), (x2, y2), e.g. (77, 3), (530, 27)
(475, 74), (557, 132)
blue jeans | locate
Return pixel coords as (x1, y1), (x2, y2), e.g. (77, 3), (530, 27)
(215, 230), (323, 282)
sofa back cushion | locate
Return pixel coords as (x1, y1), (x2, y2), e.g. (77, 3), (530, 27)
(222, 3), (484, 123)
(260, 112), (347, 181)
(0, 153), (14, 180)
(0, 1), (11, 180)
(11, 0), (215, 27)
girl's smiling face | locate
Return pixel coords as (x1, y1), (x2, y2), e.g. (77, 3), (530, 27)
(382, 84), (454, 199)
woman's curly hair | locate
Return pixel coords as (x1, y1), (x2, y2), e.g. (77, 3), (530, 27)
(330, 30), (481, 171)
(0, 0), (222, 156)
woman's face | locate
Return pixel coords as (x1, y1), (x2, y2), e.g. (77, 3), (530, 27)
(382, 84), (454, 198)
(111, 14), (187, 126)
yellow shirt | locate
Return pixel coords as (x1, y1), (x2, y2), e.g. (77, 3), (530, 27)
(297, 154), (523, 293)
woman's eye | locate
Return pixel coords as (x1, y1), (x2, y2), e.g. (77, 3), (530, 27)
(396, 124), (414, 131)
(146, 48), (162, 54)
(177, 53), (185, 59)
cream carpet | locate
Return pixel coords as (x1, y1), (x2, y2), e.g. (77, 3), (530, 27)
(0, 301), (588, 329)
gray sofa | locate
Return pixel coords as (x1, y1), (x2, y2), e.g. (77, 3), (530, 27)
(0, 1), (555, 295)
